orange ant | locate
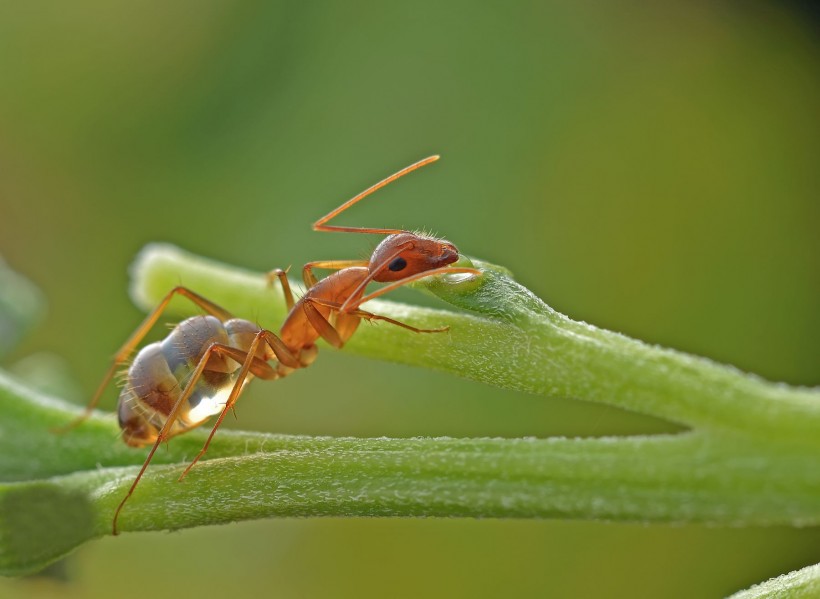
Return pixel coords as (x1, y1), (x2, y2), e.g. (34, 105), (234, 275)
(58, 155), (481, 534)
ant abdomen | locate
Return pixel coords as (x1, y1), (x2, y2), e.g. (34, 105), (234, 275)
(117, 315), (271, 447)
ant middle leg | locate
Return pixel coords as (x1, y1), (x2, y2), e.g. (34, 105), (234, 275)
(266, 268), (295, 310)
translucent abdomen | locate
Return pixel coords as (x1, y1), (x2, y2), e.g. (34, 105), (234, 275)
(117, 315), (264, 447)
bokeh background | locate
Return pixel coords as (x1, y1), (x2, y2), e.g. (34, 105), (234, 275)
(1, 1), (818, 597)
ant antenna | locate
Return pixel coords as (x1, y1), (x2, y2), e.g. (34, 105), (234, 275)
(312, 155), (440, 235)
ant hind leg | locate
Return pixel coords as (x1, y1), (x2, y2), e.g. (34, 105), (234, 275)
(54, 286), (234, 433)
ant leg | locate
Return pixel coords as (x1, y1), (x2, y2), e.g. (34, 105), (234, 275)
(265, 268), (295, 310)
(54, 286), (235, 433)
(302, 260), (368, 288)
(178, 330), (301, 481)
(340, 267), (482, 312)
(354, 312), (449, 333)
(112, 341), (246, 535)
(308, 297), (449, 334)
(300, 296), (443, 347)
(301, 300), (344, 348)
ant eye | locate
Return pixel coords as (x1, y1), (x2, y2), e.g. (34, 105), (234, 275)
(388, 257), (407, 272)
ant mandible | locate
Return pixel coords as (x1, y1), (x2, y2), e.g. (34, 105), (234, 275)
(59, 155), (480, 534)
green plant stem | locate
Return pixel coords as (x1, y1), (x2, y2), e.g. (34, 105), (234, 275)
(728, 562), (820, 598)
(1, 243), (818, 576)
(2, 371), (819, 577)
(132, 244), (820, 448)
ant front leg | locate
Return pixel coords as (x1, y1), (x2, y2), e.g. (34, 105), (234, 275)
(308, 298), (450, 334)
(339, 266), (482, 313)
(300, 298), (448, 352)
(54, 286), (234, 433)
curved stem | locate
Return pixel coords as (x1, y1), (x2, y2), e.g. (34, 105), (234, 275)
(131, 243), (820, 447)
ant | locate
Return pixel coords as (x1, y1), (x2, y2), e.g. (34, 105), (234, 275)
(58, 155), (481, 534)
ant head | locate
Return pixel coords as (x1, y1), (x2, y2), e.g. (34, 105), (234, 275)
(369, 232), (459, 282)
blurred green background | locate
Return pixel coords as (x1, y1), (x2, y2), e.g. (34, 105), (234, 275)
(1, 1), (818, 597)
